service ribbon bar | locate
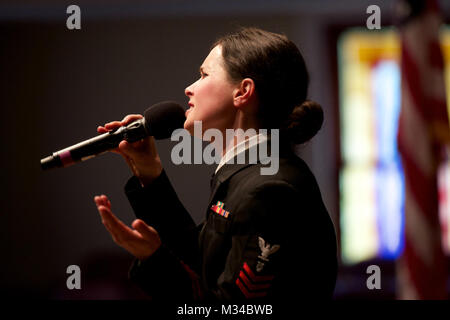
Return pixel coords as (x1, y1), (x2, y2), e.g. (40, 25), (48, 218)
(210, 201), (230, 218)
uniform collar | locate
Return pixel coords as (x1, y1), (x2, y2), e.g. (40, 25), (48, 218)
(209, 160), (253, 206)
(208, 138), (278, 205)
(215, 132), (268, 174)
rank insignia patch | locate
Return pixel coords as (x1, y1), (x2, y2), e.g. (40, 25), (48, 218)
(256, 237), (280, 272)
(235, 262), (275, 298)
(210, 201), (230, 218)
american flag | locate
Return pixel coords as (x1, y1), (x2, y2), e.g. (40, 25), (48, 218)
(396, 0), (450, 299)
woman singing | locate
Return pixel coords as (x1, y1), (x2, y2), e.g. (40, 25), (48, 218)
(94, 27), (337, 304)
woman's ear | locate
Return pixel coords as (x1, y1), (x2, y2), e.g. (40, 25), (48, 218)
(233, 78), (256, 108)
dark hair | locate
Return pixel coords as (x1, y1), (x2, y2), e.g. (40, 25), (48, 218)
(213, 27), (323, 144)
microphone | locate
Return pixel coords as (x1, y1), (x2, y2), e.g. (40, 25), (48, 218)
(40, 101), (185, 170)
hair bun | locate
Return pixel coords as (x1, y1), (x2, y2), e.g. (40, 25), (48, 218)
(284, 100), (324, 144)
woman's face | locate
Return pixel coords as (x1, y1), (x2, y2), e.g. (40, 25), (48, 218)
(184, 45), (237, 136)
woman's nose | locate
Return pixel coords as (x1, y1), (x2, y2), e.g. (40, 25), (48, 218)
(185, 83), (194, 97)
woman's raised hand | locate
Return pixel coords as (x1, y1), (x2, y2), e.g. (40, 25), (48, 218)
(94, 194), (161, 261)
(97, 114), (163, 186)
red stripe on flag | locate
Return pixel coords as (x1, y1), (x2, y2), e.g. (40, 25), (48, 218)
(397, 0), (448, 300)
(429, 40), (444, 69)
(401, 42), (427, 120)
(403, 236), (447, 299)
(399, 147), (440, 224)
(426, 97), (450, 124)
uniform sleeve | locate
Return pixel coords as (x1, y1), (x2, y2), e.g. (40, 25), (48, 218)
(124, 170), (199, 269)
(128, 244), (202, 302)
(207, 181), (337, 302)
(125, 170), (204, 301)
(126, 175), (336, 302)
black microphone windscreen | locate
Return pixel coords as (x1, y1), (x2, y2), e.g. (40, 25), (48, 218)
(144, 101), (186, 139)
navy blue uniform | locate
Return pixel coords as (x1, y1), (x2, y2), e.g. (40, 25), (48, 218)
(125, 144), (337, 303)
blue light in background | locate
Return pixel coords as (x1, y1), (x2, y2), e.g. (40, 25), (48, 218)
(372, 60), (405, 259)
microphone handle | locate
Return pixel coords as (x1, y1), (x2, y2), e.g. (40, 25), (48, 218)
(40, 119), (148, 170)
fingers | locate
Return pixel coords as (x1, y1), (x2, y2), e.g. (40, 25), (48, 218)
(94, 196), (136, 244)
(94, 194), (111, 209)
(132, 219), (158, 241)
(98, 206), (136, 244)
(104, 121), (123, 131)
(118, 140), (138, 158)
(93, 195), (161, 260)
(97, 126), (108, 134)
(97, 120), (124, 133)
(118, 139), (153, 161)
(97, 114), (143, 134)
(100, 114), (143, 132)
(97, 114), (152, 162)
(121, 114), (143, 125)
(101, 194), (111, 209)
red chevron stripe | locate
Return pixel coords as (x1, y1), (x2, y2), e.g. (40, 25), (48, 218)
(243, 262), (275, 282)
(239, 270), (272, 290)
(236, 278), (267, 299)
